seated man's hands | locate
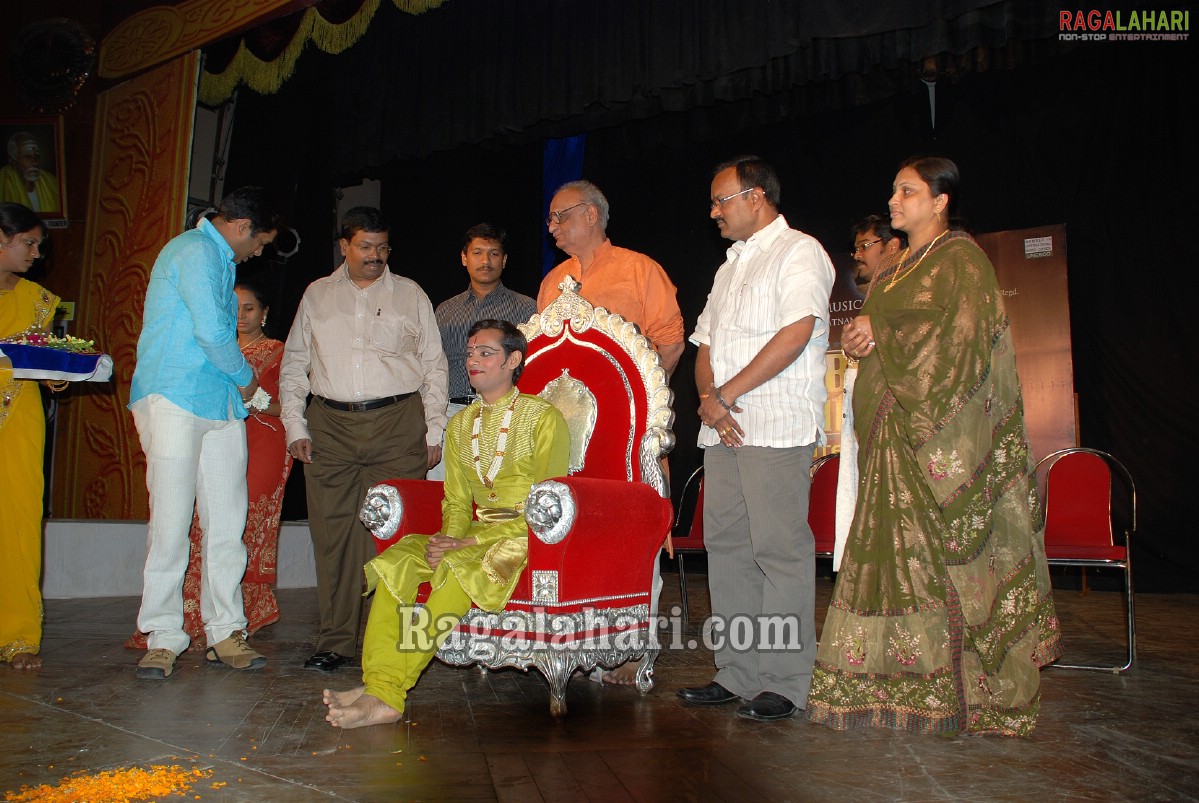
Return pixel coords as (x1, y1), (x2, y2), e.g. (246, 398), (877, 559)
(426, 534), (477, 570)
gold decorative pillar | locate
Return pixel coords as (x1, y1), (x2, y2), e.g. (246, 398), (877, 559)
(53, 53), (200, 518)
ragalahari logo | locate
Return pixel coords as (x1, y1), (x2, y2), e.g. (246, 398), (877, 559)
(1059, 9), (1189, 41)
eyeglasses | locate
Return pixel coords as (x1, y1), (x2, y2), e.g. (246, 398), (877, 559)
(546, 202), (587, 226)
(851, 238), (882, 255)
(710, 187), (754, 209)
(352, 242), (392, 256)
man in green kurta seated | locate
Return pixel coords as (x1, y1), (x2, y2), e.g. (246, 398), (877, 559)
(323, 319), (570, 729)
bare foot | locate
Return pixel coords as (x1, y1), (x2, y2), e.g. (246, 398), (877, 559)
(10, 652), (42, 670)
(322, 686), (365, 709)
(326, 693), (402, 729)
(602, 658), (641, 686)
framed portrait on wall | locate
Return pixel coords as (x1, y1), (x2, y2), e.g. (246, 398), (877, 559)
(0, 116), (68, 226)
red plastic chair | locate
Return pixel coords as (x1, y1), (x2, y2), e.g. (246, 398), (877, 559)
(809, 453), (839, 560)
(671, 466), (705, 631)
(1036, 447), (1136, 672)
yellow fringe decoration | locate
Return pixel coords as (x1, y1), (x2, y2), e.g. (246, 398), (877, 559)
(391, 0), (449, 13)
(199, 0), (451, 105)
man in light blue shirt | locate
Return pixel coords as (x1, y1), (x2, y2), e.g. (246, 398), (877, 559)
(129, 187), (279, 681)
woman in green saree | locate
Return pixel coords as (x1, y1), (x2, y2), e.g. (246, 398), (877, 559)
(806, 157), (1062, 736)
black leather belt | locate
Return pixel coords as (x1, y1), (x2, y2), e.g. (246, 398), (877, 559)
(317, 392), (415, 412)
(448, 396), (475, 405)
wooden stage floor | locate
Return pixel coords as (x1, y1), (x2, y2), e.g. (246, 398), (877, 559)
(2, 571), (1197, 801)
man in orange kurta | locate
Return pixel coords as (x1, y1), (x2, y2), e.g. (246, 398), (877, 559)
(538, 179), (682, 686)
(538, 180), (684, 375)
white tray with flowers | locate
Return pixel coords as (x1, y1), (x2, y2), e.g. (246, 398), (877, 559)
(0, 329), (113, 382)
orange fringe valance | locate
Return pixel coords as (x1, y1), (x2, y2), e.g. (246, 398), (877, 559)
(198, 0), (448, 106)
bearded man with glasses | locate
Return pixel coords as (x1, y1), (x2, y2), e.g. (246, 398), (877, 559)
(849, 213), (906, 292)
(280, 206), (448, 674)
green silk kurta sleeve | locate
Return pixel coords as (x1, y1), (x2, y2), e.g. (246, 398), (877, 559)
(438, 405), (475, 538)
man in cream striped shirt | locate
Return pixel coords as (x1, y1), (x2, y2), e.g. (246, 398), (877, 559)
(677, 156), (834, 722)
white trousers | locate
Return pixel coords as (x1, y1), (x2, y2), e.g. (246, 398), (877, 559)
(132, 394), (249, 654)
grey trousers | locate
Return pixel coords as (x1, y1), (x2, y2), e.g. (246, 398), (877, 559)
(304, 395), (428, 657)
(703, 443), (817, 707)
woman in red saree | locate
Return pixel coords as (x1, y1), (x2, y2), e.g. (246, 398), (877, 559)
(128, 279), (292, 647)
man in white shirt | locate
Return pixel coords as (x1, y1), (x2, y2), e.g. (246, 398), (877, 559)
(280, 206), (448, 672)
(677, 156), (834, 721)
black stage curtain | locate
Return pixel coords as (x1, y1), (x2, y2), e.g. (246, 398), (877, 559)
(225, 6), (1196, 590)
(210, 0), (1054, 170)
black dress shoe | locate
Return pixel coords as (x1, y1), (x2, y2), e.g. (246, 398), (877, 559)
(304, 651), (351, 672)
(737, 691), (798, 721)
(676, 681), (740, 706)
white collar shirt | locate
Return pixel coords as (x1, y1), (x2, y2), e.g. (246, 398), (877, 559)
(690, 214), (835, 448)
(279, 264), (449, 445)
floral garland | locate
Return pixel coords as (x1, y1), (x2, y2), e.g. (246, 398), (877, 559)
(471, 390), (519, 502)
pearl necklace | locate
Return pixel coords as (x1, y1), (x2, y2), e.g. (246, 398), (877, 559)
(471, 390), (519, 502)
(885, 230), (949, 293)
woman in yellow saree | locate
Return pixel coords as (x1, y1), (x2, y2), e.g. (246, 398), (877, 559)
(0, 202), (58, 670)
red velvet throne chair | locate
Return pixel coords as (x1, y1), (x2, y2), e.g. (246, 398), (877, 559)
(358, 277), (675, 715)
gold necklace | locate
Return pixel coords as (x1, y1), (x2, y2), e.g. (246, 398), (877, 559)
(885, 230), (949, 293)
(471, 390), (519, 502)
(240, 330), (265, 350)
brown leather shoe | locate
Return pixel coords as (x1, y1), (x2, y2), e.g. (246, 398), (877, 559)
(136, 648), (177, 680)
(206, 631), (266, 670)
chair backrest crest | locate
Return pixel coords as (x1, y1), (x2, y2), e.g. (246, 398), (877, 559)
(537, 369), (597, 475)
(519, 276), (674, 497)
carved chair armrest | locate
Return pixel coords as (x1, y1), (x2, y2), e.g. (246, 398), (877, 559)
(525, 476), (672, 598)
(361, 479), (445, 553)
